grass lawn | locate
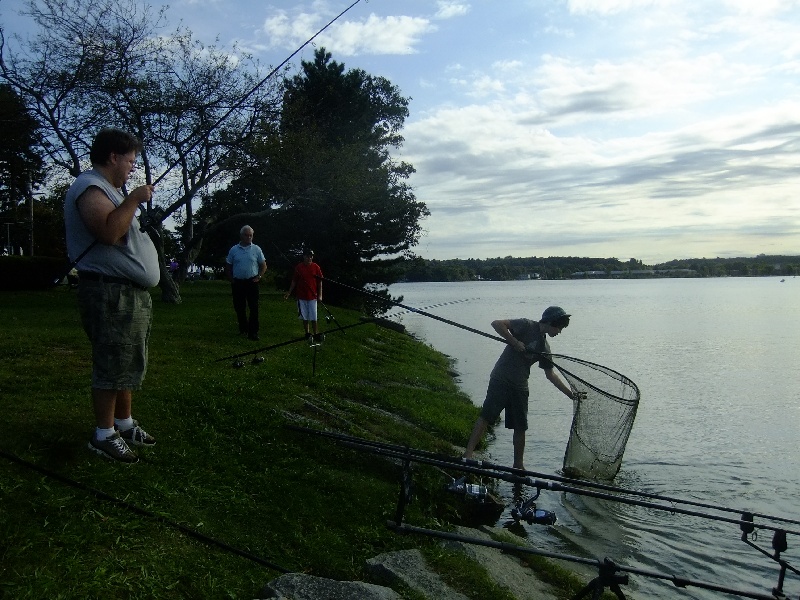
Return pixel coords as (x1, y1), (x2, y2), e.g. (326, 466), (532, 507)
(1, 279), (612, 600)
(0, 279), (519, 599)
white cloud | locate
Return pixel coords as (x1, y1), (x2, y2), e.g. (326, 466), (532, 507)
(567, 0), (678, 16)
(261, 10), (434, 56)
(435, 1), (471, 20)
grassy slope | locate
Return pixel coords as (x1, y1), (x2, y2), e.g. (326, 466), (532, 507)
(0, 280), (606, 600)
(0, 280), (493, 598)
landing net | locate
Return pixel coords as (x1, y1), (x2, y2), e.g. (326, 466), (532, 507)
(548, 354), (640, 480)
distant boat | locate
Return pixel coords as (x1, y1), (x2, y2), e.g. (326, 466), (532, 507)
(780, 279), (785, 282)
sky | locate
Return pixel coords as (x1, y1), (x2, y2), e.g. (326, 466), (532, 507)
(2, 0), (800, 263)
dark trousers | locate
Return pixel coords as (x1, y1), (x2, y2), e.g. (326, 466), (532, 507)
(231, 279), (259, 335)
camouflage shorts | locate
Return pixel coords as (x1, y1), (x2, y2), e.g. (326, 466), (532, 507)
(78, 281), (152, 390)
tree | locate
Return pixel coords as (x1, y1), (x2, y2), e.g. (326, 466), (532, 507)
(0, 83), (43, 212)
(197, 49), (428, 307)
(0, 0), (281, 301)
(0, 83), (43, 255)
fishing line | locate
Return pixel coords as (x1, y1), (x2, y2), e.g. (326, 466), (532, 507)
(0, 447), (291, 573)
(59, 0), (366, 280)
(384, 297), (478, 319)
(319, 275), (507, 343)
(153, 0), (365, 193)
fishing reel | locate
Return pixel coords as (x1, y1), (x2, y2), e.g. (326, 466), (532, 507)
(139, 206), (164, 232)
(511, 492), (557, 526)
(446, 476), (489, 502)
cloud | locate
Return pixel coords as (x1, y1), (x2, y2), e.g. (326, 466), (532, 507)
(261, 10), (435, 56)
(435, 1), (471, 20)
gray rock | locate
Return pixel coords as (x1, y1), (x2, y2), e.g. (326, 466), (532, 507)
(443, 525), (559, 600)
(258, 573), (402, 600)
(365, 548), (469, 600)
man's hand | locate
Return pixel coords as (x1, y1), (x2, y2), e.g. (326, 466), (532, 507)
(127, 184), (155, 204)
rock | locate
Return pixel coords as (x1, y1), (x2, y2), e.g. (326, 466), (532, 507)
(442, 525), (559, 600)
(365, 548), (468, 600)
(258, 573), (402, 600)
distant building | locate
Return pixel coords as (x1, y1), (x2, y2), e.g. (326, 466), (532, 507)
(571, 269), (697, 279)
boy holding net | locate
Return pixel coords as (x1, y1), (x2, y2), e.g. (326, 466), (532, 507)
(464, 306), (576, 470)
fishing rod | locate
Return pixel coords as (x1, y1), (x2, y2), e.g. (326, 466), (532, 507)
(319, 276), (633, 392)
(0, 447), (291, 573)
(387, 523), (779, 600)
(356, 439), (800, 590)
(289, 426), (800, 538)
(213, 319), (373, 363)
(385, 297), (478, 319)
(58, 0), (366, 282)
(291, 426), (800, 600)
(319, 275), (508, 343)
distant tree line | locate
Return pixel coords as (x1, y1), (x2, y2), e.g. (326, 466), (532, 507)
(400, 255), (799, 282)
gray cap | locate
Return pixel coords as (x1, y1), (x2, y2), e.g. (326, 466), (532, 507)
(541, 306), (570, 323)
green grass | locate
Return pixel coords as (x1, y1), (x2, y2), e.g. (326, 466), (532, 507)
(0, 280), (599, 599)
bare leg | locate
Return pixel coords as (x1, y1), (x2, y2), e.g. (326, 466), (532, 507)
(92, 389), (132, 429)
(512, 428), (526, 470)
(464, 417), (489, 459)
(114, 390), (132, 420)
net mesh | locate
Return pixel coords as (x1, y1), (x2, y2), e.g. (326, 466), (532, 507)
(548, 354), (640, 480)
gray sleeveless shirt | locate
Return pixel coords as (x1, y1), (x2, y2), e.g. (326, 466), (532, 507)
(64, 169), (160, 288)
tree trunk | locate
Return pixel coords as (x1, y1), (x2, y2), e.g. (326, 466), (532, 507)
(158, 258), (182, 304)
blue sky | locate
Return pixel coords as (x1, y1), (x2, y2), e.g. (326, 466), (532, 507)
(3, 0), (800, 263)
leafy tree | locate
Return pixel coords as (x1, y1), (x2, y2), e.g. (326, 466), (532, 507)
(0, 0), (281, 301)
(0, 83), (43, 213)
(195, 48), (429, 307)
(0, 83), (43, 255)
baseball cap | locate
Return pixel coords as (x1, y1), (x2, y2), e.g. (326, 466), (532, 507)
(541, 306), (570, 323)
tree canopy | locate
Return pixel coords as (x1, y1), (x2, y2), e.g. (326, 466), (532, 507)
(0, 0), (282, 300)
(1, 2), (427, 307)
(194, 49), (429, 306)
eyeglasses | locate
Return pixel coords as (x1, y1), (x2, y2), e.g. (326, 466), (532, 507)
(113, 153), (138, 169)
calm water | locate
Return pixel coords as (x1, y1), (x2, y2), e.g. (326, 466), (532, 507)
(389, 278), (800, 600)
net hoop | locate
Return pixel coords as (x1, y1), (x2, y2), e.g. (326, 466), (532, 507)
(544, 353), (640, 480)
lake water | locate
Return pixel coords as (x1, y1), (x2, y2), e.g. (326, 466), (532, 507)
(389, 277), (800, 600)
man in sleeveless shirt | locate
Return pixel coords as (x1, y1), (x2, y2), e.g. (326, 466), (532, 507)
(64, 128), (160, 464)
(463, 306), (576, 470)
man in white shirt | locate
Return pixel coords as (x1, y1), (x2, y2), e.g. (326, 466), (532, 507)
(225, 225), (267, 341)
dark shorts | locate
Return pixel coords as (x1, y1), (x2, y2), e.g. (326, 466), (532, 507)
(78, 280), (152, 390)
(480, 378), (529, 431)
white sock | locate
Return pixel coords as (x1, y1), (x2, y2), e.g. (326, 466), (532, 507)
(115, 417), (134, 432)
(95, 426), (115, 441)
